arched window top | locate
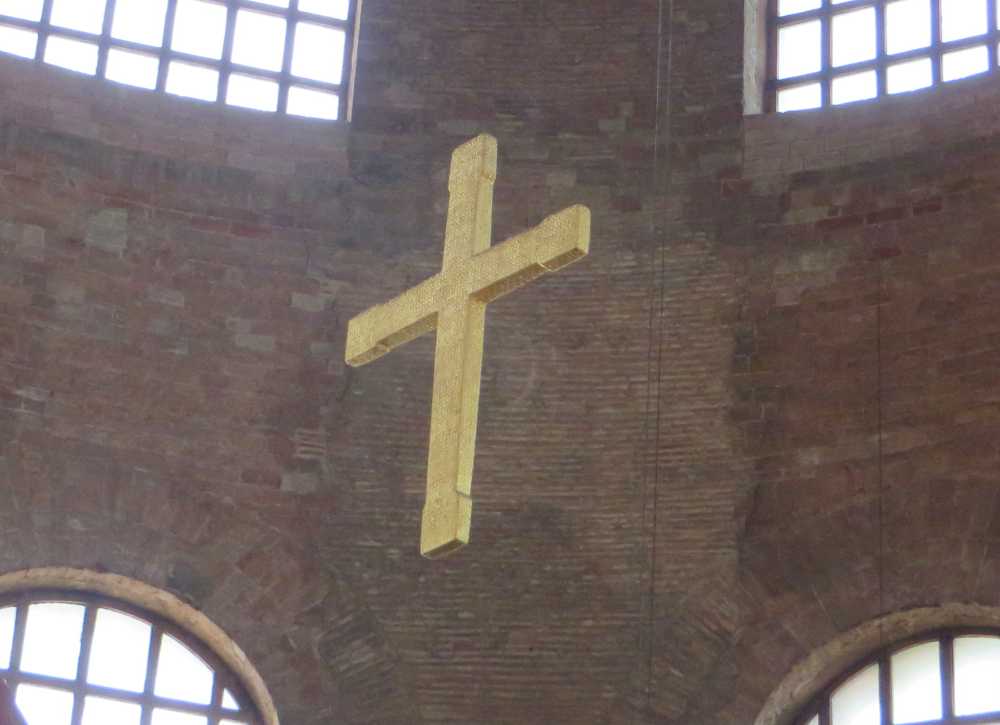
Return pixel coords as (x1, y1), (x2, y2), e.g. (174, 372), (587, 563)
(0, 0), (358, 121)
(798, 630), (1000, 725)
(771, 0), (1000, 113)
(0, 589), (262, 725)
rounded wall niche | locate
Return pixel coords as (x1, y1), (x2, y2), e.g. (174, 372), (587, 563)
(756, 604), (1000, 725)
(0, 567), (278, 725)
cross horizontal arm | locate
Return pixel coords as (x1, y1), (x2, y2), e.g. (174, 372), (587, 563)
(471, 205), (591, 304)
(345, 275), (443, 367)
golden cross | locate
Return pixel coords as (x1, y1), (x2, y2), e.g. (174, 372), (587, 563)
(344, 134), (591, 559)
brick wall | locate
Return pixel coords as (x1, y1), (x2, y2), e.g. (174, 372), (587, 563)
(3, 0), (999, 724)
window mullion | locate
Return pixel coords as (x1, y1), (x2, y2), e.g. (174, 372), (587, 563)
(218, 0), (239, 106)
(278, 0), (298, 114)
(37, 0), (55, 64)
(70, 605), (99, 725)
(875, 0), (888, 97)
(988, 0), (998, 67)
(209, 668), (225, 725)
(157, 0), (180, 92)
(8, 604), (27, 678)
(822, 6), (832, 107)
(880, 650), (893, 725)
(931, 0), (944, 82)
(97, 0), (117, 79)
(942, 633), (956, 720)
(140, 629), (163, 725)
(819, 698), (832, 725)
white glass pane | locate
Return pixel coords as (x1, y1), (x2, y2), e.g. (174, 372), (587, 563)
(112, 0), (168, 46)
(778, 20), (822, 79)
(777, 82), (822, 112)
(222, 690), (239, 710)
(255, 0), (289, 6)
(0, 0), (42, 22)
(287, 85), (339, 119)
(942, 0), (988, 41)
(154, 634), (214, 705)
(888, 56), (934, 92)
(299, 0), (351, 19)
(16, 685), (74, 725)
(0, 24), (36, 59)
(886, 0), (932, 54)
(231, 10), (286, 72)
(81, 696), (141, 725)
(172, 0), (227, 59)
(955, 636), (1000, 715)
(226, 73), (279, 111)
(106, 49), (159, 89)
(221, 721), (245, 725)
(832, 663), (881, 725)
(88, 609), (152, 692)
(806, 717), (819, 725)
(832, 70), (878, 105)
(21, 602), (85, 679)
(291, 23), (345, 83)
(50, 0), (107, 34)
(151, 709), (208, 725)
(780, 0), (822, 14)
(943, 45), (989, 81)
(833, 7), (877, 67)
(0, 607), (15, 669)
(45, 36), (99, 75)
(166, 61), (218, 101)
(891, 641), (943, 724)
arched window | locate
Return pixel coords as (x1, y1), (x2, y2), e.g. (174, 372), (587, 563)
(771, 0), (1000, 112)
(0, 589), (262, 725)
(797, 630), (1000, 725)
(0, 0), (358, 121)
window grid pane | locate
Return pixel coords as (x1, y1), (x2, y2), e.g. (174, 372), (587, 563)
(0, 595), (260, 725)
(770, 0), (1000, 112)
(0, 0), (357, 121)
(793, 633), (1000, 725)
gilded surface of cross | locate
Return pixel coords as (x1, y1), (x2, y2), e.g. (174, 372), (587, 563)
(345, 134), (591, 558)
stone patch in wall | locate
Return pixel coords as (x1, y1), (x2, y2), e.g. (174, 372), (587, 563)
(84, 208), (128, 256)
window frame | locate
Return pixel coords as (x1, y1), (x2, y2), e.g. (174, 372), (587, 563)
(767, 0), (1000, 112)
(0, 588), (263, 725)
(795, 628), (1000, 725)
(0, 0), (359, 121)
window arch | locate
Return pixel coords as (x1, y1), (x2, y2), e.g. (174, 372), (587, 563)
(770, 0), (1000, 112)
(797, 630), (1000, 725)
(0, 589), (262, 725)
(0, 0), (358, 121)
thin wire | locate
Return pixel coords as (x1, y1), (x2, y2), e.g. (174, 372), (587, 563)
(877, 255), (885, 646)
(640, 0), (675, 715)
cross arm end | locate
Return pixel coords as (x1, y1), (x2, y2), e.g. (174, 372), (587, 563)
(537, 204), (591, 271)
(345, 310), (438, 367)
(344, 277), (442, 367)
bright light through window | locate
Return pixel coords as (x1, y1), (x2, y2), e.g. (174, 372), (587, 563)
(0, 0), (42, 23)
(172, 0), (227, 60)
(0, 0), (357, 120)
(0, 595), (259, 725)
(0, 24), (36, 59)
(106, 49), (159, 90)
(112, 0), (168, 47)
(796, 633), (1000, 725)
(772, 0), (1000, 111)
(51, 0), (107, 35)
(227, 73), (280, 112)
